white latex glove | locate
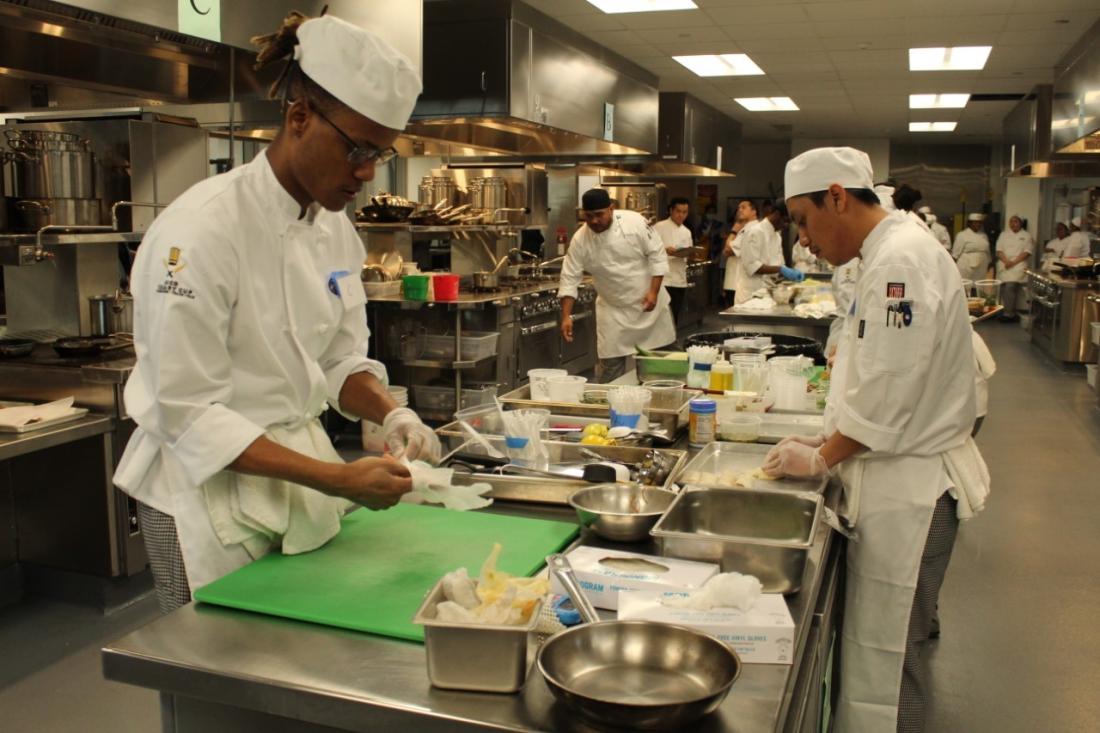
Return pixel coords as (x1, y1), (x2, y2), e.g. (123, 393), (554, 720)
(763, 440), (828, 479)
(383, 407), (442, 462)
(777, 433), (826, 449)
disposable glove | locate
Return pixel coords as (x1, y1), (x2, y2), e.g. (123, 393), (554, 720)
(779, 266), (806, 282)
(383, 407), (442, 462)
(763, 440), (828, 479)
(776, 433), (826, 449)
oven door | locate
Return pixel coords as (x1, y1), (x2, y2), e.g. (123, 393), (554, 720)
(1030, 293), (1059, 354)
(561, 309), (594, 366)
(517, 318), (561, 375)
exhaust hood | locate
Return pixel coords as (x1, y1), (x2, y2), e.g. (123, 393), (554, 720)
(408, 0), (659, 159)
(1003, 83), (1100, 178)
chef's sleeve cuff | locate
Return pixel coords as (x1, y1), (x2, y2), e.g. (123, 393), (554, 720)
(171, 404), (266, 487)
(743, 258), (765, 275)
(836, 403), (903, 454)
(325, 356), (389, 419)
(558, 284), (579, 300)
(650, 262), (670, 277)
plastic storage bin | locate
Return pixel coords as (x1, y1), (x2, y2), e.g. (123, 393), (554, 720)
(413, 383), (499, 413)
(419, 331), (500, 361)
(636, 352), (690, 381)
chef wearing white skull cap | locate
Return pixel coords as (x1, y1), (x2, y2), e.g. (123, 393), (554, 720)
(1064, 216), (1092, 258)
(114, 12), (437, 613)
(952, 213), (992, 281)
(919, 205), (952, 250)
(768, 146), (989, 733)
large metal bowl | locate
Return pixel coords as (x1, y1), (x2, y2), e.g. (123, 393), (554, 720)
(537, 620), (740, 730)
(568, 484), (677, 542)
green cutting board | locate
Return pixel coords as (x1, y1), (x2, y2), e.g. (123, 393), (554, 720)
(193, 503), (578, 642)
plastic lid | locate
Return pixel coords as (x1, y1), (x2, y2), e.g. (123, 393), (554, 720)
(689, 398), (717, 414)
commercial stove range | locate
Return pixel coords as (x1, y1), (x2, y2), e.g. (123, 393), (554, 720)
(1027, 270), (1099, 364)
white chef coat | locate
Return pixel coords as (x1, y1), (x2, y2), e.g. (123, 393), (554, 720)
(558, 210), (676, 359)
(114, 150), (385, 588)
(825, 258), (861, 357)
(793, 241), (818, 272)
(734, 218), (783, 304)
(929, 221), (951, 250)
(1064, 230), (1091, 258)
(995, 229), (1034, 283)
(952, 228), (991, 281)
(723, 219), (757, 291)
(654, 218), (693, 288)
(826, 212), (979, 732)
(1040, 235), (1069, 272)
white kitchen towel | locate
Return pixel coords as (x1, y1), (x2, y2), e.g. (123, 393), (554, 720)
(202, 419), (352, 559)
(0, 397), (77, 428)
(404, 459), (493, 511)
(943, 436), (991, 521)
(733, 296), (777, 312)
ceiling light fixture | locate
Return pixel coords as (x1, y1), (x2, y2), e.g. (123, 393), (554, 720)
(909, 93), (970, 109)
(909, 46), (991, 71)
(909, 121), (957, 132)
(674, 54), (764, 77)
(586, 0), (698, 13)
(736, 97), (799, 111)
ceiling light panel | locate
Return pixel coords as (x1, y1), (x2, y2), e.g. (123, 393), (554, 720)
(909, 122), (958, 132)
(909, 46), (992, 71)
(673, 54), (764, 77)
(909, 93), (970, 109)
(587, 0), (698, 13)
(736, 97), (799, 112)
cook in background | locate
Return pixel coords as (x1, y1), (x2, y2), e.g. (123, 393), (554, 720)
(559, 188), (676, 383)
(767, 146), (989, 733)
(953, 212), (992, 281)
(1040, 221), (1072, 273)
(994, 214), (1034, 322)
(733, 198), (804, 305)
(722, 197), (760, 306)
(654, 197), (694, 326)
(892, 183), (931, 231)
(919, 205), (952, 250)
(1064, 215), (1091, 258)
(114, 13), (439, 613)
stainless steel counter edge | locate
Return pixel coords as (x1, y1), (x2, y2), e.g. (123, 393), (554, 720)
(0, 414), (114, 461)
(719, 306), (836, 328)
(364, 280), (581, 306)
(101, 487), (843, 733)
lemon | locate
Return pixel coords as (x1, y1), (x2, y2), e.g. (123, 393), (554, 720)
(580, 434), (606, 445)
(581, 423), (608, 437)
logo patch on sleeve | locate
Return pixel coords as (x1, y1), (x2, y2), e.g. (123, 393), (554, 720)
(886, 282), (905, 298)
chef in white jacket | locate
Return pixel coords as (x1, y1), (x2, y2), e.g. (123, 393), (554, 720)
(995, 215), (1034, 321)
(1065, 216), (1092, 258)
(766, 147), (989, 733)
(919, 206), (952, 250)
(722, 198), (760, 305)
(953, 213), (991, 281)
(114, 14), (439, 612)
(654, 196), (694, 325)
(1041, 222), (1072, 273)
(733, 200), (804, 305)
(559, 188), (676, 383)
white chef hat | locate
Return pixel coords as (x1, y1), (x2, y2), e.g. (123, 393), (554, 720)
(296, 16), (422, 130)
(968, 213), (983, 222)
(874, 184), (896, 211)
(918, 205), (932, 214)
(926, 213), (937, 223)
(784, 147), (874, 199)
(1071, 216), (1082, 227)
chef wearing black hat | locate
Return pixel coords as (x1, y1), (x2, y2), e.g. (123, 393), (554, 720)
(558, 189), (676, 382)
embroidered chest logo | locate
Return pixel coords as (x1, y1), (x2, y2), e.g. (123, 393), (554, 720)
(886, 282), (905, 298)
(156, 246), (196, 299)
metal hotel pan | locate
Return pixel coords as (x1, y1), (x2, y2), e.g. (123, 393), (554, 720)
(497, 383), (693, 438)
(539, 555), (740, 730)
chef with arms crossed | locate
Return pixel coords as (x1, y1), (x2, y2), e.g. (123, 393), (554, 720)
(114, 13), (439, 613)
(764, 147), (990, 733)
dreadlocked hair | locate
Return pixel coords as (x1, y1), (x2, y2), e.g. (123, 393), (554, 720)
(250, 11), (343, 113)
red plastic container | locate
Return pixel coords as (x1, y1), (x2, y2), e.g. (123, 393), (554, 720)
(433, 273), (460, 301)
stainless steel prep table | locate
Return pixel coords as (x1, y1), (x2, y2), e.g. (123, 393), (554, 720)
(102, 479), (843, 733)
(720, 304), (834, 345)
(0, 414), (113, 462)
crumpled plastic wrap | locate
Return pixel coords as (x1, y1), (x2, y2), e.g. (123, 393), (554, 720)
(404, 460), (493, 511)
(436, 542), (550, 625)
(660, 572), (763, 612)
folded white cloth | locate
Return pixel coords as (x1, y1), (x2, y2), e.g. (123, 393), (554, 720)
(943, 436), (991, 521)
(202, 419), (352, 559)
(404, 459), (493, 511)
(793, 301), (837, 319)
(733, 296), (777, 312)
(0, 397), (76, 428)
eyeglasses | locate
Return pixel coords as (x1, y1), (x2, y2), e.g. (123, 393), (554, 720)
(313, 107), (398, 167)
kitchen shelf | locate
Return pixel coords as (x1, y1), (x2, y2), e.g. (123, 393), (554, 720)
(401, 355), (496, 370)
(0, 231), (144, 245)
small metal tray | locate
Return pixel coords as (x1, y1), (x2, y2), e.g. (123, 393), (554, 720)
(497, 383), (693, 437)
(650, 487), (823, 593)
(755, 413), (825, 444)
(439, 436), (688, 505)
(676, 442), (827, 494)
(0, 401), (89, 434)
(412, 578), (542, 693)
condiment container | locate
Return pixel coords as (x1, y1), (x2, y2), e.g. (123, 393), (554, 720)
(689, 398), (717, 447)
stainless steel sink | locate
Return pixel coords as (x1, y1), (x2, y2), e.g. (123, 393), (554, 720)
(650, 488), (822, 593)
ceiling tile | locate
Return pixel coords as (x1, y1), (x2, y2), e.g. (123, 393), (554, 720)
(802, 0), (909, 22)
(747, 51), (834, 72)
(653, 40), (750, 56)
(1003, 10), (1100, 31)
(633, 26), (733, 44)
(578, 29), (649, 46)
(724, 22), (819, 41)
(812, 19), (901, 40)
(997, 29), (1076, 47)
(703, 5), (810, 24)
(820, 35), (911, 51)
(611, 44), (673, 60)
(904, 15), (1007, 36)
(735, 36), (827, 53)
(523, 0), (600, 16)
(827, 49), (906, 72)
(613, 10), (713, 30)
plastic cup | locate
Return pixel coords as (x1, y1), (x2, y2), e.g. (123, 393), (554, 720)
(433, 273), (460, 301)
(546, 375), (587, 402)
(718, 414), (762, 442)
(528, 368), (568, 401)
(402, 274), (431, 301)
(608, 387), (651, 428)
(642, 379), (686, 410)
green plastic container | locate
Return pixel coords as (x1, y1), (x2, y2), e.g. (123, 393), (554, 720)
(636, 351), (691, 381)
(402, 274), (431, 301)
